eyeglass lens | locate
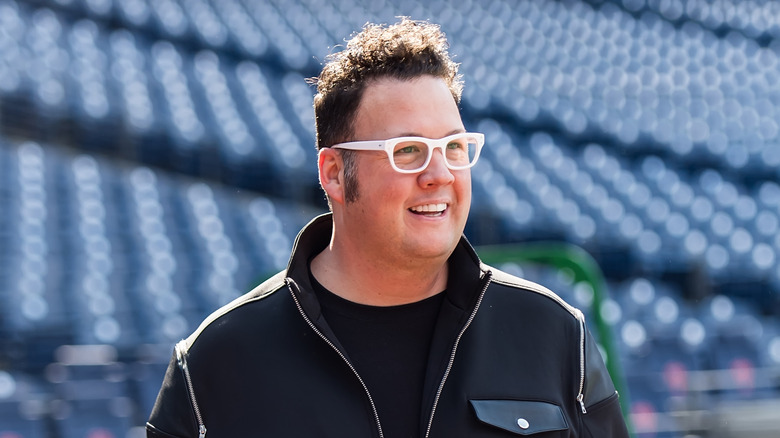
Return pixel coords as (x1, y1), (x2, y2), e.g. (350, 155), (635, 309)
(391, 135), (480, 171)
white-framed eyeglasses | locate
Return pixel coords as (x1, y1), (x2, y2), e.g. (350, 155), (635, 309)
(329, 132), (485, 174)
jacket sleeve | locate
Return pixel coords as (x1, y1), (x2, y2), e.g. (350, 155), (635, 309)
(146, 350), (199, 438)
(580, 327), (630, 437)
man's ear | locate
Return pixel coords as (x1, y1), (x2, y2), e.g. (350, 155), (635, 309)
(318, 148), (345, 205)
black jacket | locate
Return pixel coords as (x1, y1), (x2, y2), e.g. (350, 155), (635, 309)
(147, 214), (629, 437)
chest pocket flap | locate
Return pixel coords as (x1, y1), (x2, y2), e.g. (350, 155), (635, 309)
(470, 399), (568, 435)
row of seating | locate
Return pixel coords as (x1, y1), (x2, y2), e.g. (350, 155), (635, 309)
(609, 0), (780, 42)
(472, 119), (780, 311)
(0, 345), (162, 438)
(1, 0), (320, 199)
(445, 0), (780, 176)
(0, 138), (314, 355)
(4, 0), (780, 185)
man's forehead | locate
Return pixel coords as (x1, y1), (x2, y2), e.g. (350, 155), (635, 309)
(353, 76), (464, 139)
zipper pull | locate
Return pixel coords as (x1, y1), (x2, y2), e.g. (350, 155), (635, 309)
(576, 393), (587, 414)
(198, 425), (207, 438)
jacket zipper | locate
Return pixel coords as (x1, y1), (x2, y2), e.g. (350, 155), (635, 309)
(286, 278), (385, 438)
(424, 272), (492, 438)
(575, 310), (587, 414)
(175, 341), (207, 438)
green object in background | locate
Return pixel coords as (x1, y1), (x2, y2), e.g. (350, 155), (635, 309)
(478, 242), (634, 436)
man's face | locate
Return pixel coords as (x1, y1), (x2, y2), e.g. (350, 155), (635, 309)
(337, 75), (471, 266)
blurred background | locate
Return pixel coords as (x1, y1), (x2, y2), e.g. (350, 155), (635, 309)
(1, 0), (780, 436)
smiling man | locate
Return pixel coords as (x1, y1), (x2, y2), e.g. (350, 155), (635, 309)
(312, 75), (471, 306)
(147, 18), (629, 438)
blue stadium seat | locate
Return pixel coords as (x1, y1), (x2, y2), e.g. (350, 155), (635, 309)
(241, 1), (311, 70)
(2, 143), (71, 342)
(114, 0), (153, 30)
(149, 40), (209, 171)
(44, 346), (137, 437)
(107, 29), (159, 141)
(0, 371), (47, 438)
(211, 0), (270, 58)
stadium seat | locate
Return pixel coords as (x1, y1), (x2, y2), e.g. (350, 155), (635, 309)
(0, 371), (47, 438)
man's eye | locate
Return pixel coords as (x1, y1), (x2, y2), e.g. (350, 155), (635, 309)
(447, 142), (462, 150)
(396, 145), (421, 154)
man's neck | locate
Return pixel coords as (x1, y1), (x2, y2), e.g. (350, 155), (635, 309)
(310, 245), (449, 307)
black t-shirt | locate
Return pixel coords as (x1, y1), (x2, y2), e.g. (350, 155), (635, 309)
(311, 272), (444, 438)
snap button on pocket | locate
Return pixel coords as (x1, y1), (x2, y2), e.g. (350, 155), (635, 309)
(471, 399), (568, 435)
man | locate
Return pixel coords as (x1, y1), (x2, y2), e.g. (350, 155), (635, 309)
(147, 18), (629, 437)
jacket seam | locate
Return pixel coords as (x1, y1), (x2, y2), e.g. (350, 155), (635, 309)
(485, 268), (582, 320)
(178, 273), (287, 353)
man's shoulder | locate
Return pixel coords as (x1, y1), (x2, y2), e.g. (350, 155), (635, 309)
(179, 270), (290, 352)
(484, 264), (583, 322)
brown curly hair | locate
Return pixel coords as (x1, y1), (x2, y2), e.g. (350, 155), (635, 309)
(311, 17), (463, 150)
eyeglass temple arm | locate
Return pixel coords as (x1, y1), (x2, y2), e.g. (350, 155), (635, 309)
(331, 141), (386, 151)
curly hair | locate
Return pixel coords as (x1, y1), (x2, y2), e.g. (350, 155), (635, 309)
(311, 17), (463, 150)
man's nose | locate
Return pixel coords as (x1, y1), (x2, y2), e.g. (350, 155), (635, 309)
(418, 148), (455, 186)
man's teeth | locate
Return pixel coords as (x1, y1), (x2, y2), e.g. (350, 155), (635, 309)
(410, 203), (447, 214)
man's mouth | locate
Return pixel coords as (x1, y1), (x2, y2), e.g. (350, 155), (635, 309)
(409, 203), (447, 217)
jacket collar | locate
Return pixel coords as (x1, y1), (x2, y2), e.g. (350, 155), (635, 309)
(285, 213), (487, 317)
